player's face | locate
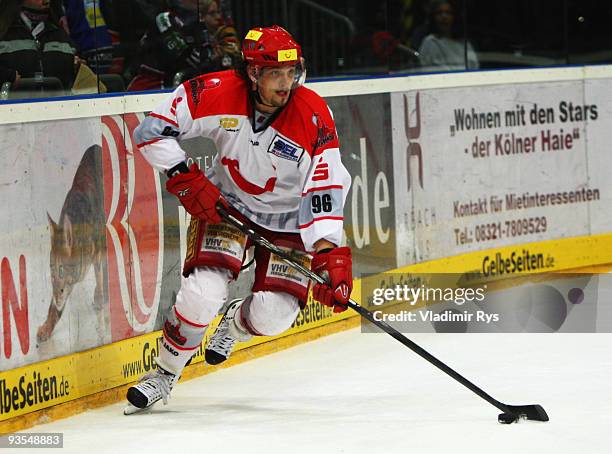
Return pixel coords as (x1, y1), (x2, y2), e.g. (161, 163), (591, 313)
(256, 65), (297, 111)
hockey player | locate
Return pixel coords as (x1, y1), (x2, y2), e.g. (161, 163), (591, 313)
(126, 25), (352, 412)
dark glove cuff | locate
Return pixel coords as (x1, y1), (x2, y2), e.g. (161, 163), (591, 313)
(166, 161), (190, 178)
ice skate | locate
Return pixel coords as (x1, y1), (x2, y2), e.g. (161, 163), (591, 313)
(124, 366), (177, 415)
(205, 299), (251, 365)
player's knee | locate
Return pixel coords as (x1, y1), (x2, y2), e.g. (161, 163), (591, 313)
(247, 291), (300, 336)
(174, 266), (231, 325)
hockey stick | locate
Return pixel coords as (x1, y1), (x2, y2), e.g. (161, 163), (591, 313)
(216, 205), (549, 424)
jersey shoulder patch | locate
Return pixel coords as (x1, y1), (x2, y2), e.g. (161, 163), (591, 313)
(293, 87), (339, 155)
(183, 70), (249, 119)
(273, 87), (339, 158)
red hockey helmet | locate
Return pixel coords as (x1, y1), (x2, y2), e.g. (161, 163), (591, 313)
(242, 25), (302, 66)
(242, 25), (306, 87)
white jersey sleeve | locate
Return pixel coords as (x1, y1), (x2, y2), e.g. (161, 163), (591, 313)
(298, 108), (351, 251)
(133, 84), (201, 172)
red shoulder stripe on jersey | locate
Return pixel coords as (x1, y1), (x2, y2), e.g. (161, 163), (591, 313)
(271, 86), (339, 159)
(184, 71), (250, 119)
(149, 112), (179, 127)
(137, 138), (161, 148)
(302, 184), (343, 196)
(298, 216), (344, 229)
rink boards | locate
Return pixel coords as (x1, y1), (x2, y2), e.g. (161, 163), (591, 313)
(1, 65), (612, 430)
(1, 231), (611, 431)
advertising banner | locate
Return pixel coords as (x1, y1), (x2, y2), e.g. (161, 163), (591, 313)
(1, 118), (106, 369)
(1, 114), (181, 371)
(391, 82), (611, 268)
(583, 78), (612, 235)
(327, 94), (397, 274)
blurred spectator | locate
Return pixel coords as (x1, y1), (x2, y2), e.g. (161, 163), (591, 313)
(61, 0), (123, 75)
(218, 0), (233, 26)
(0, 0), (78, 90)
(349, 0), (419, 73)
(102, 0), (165, 84)
(407, 0), (433, 52)
(418, 0), (479, 70)
(127, 0), (240, 91)
(199, 0), (240, 69)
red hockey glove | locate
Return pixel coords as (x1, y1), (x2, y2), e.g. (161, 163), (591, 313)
(166, 164), (227, 224)
(311, 246), (352, 312)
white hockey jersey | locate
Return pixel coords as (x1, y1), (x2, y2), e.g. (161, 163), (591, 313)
(134, 70), (351, 251)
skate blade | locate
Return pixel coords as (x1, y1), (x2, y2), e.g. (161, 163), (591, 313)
(123, 403), (155, 415)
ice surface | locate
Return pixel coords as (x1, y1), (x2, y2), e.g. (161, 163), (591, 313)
(17, 329), (612, 454)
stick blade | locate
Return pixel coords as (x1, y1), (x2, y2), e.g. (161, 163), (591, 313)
(505, 404), (549, 422)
